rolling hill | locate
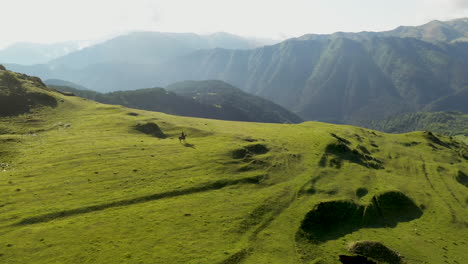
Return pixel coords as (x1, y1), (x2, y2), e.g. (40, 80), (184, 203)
(0, 70), (467, 264)
(50, 80), (302, 124)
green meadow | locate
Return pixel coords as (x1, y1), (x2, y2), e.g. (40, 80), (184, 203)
(0, 71), (467, 264)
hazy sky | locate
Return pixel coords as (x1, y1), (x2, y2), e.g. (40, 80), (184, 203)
(1, 0), (468, 48)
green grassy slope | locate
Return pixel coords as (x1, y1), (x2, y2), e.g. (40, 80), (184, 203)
(0, 72), (467, 264)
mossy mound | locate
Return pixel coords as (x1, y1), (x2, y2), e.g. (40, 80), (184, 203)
(135, 122), (166, 138)
(364, 191), (423, 227)
(232, 144), (269, 159)
(300, 200), (364, 241)
(356, 187), (368, 198)
(321, 141), (383, 169)
(299, 191), (422, 242)
(348, 241), (402, 264)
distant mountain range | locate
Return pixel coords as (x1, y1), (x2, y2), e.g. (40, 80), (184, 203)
(44, 79), (90, 91)
(357, 111), (468, 136)
(299, 18), (468, 43)
(5, 18), (468, 124)
(0, 41), (85, 65)
(49, 80), (302, 124)
(146, 18), (468, 123)
(4, 32), (277, 93)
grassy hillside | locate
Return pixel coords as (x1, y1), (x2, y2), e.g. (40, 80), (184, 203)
(0, 72), (467, 264)
(50, 81), (302, 124)
(0, 67), (57, 116)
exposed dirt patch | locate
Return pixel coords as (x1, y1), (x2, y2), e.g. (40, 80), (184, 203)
(298, 191), (422, 242)
(348, 241), (402, 264)
(135, 122), (166, 138)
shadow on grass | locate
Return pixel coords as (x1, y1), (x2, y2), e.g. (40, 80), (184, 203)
(183, 142), (196, 149)
(16, 175), (264, 226)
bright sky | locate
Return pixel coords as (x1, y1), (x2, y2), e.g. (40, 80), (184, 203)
(1, 0), (468, 48)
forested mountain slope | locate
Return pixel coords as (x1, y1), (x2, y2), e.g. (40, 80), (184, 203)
(51, 80), (302, 124)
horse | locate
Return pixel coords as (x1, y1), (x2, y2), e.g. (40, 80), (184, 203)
(179, 132), (187, 143)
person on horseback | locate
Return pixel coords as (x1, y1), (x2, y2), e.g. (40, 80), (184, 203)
(179, 131), (186, 142)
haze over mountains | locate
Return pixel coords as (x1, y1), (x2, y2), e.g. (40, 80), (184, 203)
(4, 18), (468, 124)
(3, 32), (276, 92)
(0, 41), (85, 65)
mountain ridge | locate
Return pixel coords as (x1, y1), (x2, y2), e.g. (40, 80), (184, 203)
(51, 79), (302, 124)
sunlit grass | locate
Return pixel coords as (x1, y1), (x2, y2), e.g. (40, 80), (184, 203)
(0, 85), (466, 264)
